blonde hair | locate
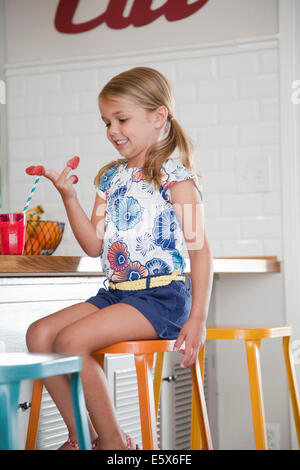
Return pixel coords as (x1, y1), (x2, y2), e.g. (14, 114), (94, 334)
(94, 67), (197, 190)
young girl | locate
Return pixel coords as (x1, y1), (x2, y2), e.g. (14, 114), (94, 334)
(26, 67), (213, 450)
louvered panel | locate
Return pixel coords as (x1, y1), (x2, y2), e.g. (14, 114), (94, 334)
(114, 368), (143, 447)
(113, 365), (161, 449)
(36, 389), (68, 450)
(159, 353), (209, 450)
(157, 403), (161, 447)
(174, 364), (192, 450)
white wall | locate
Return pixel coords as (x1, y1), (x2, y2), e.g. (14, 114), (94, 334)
(0, 0), (5, 81)
(0, 0), (8, 210)
(4, 0), (278, 63)
(279, 0), (300, 449)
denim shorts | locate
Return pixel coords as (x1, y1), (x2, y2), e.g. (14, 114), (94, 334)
(86, 275), (192, 340)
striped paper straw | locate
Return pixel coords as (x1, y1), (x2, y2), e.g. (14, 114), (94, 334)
(23, 176), (41, 212)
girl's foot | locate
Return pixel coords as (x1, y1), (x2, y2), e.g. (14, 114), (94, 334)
(58, 436), (99, 450)
(98, 431), (138, 450)
(58, 438), (78, 450)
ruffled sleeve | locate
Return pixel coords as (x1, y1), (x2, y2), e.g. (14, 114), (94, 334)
(95, 164), (118, 200)
(161, 158), (203, 204)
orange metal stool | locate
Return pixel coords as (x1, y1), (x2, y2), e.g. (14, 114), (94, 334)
(190, 325), (300, 450)
(92, 339), (212, 450)
(26, 339), (212, 450)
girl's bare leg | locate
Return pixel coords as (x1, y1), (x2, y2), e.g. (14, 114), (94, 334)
(51, 302), (159, 450)
(26, 302), (103, 448)
(26, 301), (159, 449)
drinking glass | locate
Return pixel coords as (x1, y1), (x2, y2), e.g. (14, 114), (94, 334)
(0, 212), (27, 255)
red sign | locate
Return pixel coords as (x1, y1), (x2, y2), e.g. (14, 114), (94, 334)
(55, 0), (209, 34)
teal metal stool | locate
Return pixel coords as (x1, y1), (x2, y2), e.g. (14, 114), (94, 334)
(0, 352), (91, 450)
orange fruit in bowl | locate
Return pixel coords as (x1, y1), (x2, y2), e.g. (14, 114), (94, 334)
(34, 222), (61, 250)
(24, 221), (64, 255)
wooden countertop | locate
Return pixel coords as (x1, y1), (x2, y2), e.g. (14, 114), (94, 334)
(0, 256), (280, 277)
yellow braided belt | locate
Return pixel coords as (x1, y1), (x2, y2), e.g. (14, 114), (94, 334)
(108, 269), (185, 291)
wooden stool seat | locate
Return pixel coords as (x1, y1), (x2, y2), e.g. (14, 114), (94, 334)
(191, 325), (300, 450)
(207, 325), (292, 340)
(94, 339), (176, 354)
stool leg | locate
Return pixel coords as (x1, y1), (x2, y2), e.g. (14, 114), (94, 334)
(134, 353), (158, 450)
(190, 345), (206, 449)
(282, 336), (300, 447)
(153, 352), (164, 422)
(190, 355), (213, 450)
(70, 372), (91, 450)
(25, 379), (43, 450)
(245, 339), (268, 450)
(0, 381), (20, 450)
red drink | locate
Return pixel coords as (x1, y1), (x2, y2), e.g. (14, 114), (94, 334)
(0, 213), (27, 255)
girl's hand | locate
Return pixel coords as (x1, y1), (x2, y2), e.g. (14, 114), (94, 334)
(44, 166), (78, 202)
(173, 317), (206, 368)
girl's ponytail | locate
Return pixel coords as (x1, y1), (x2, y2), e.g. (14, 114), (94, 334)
(169, 117), (195, 171)
(142, 116), (197, 190)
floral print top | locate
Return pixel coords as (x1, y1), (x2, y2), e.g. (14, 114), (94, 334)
(95, 157), (203, 282)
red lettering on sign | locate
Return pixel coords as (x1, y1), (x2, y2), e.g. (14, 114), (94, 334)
(54, 0), (209, 34)
(164, 0), (210, 22)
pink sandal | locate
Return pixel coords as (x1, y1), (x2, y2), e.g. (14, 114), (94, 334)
(66, 434), (138, 450)
(66, 436), (99, 450)
(125, 434), (139, 450)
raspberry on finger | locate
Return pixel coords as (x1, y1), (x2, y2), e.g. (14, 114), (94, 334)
(67, 156), (80, 170)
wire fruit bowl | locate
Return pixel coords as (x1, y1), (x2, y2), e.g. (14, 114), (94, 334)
(24, 220), (65, 256)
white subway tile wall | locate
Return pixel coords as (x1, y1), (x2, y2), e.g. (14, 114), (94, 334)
(7, 47), (282, 258)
